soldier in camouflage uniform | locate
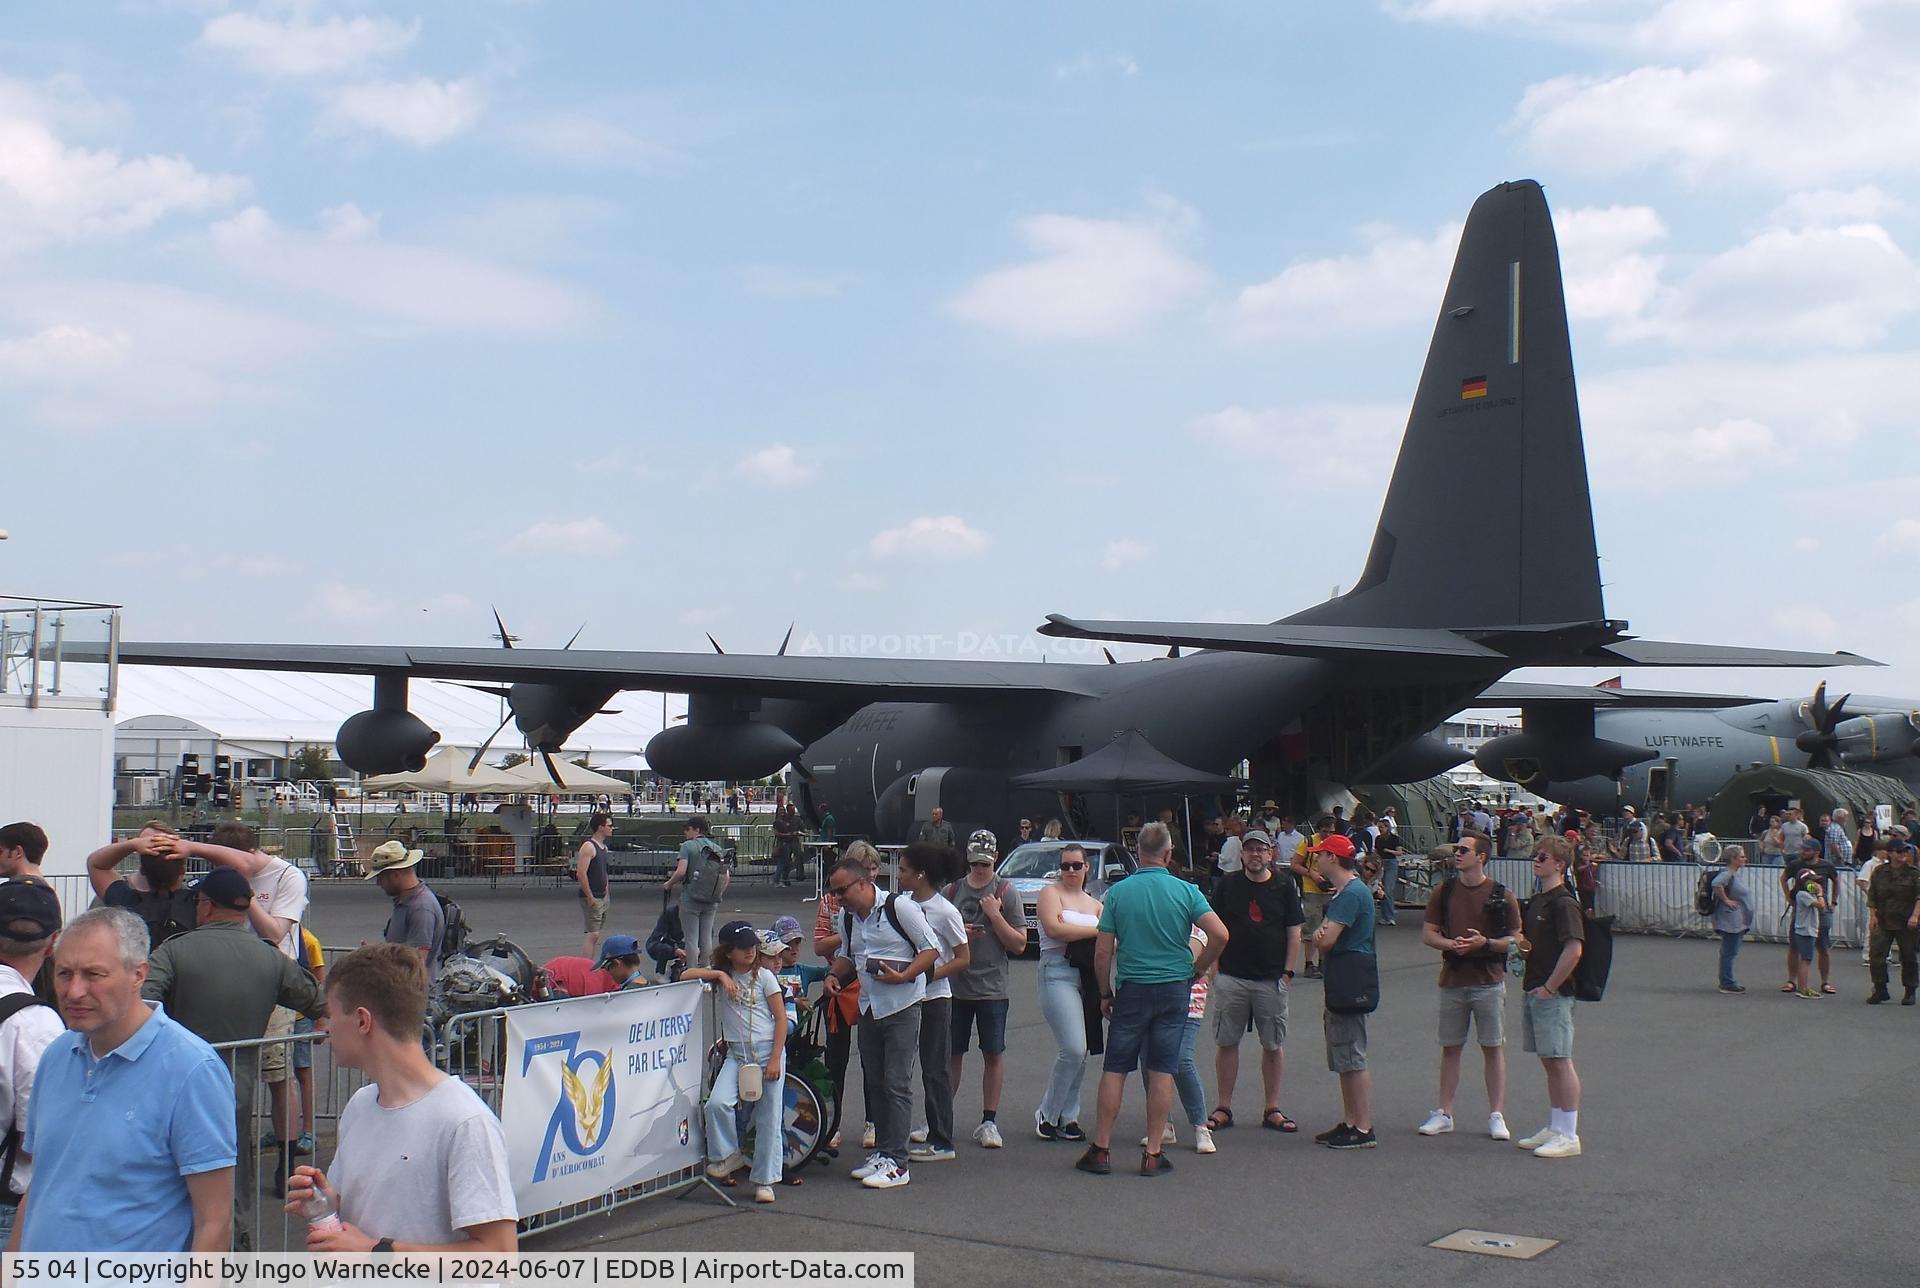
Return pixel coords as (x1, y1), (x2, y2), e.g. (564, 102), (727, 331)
(1865, 838), (1920, 1006)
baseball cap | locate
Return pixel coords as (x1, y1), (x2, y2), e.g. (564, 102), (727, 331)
(1241, 829), (1273, 849)
(1799, 837), (1822, 851)
(187, 867), (253, 911)
(365, 840), (423, 879)
(1306, 834), (1357, 860)
(596, 934), (641, 965)
(771, 915), (805, 944)
(717, 920), (759, 953)
(967, 829), (998, 863)
(756, 931), (787, 957)
(0, 880), (61, 938)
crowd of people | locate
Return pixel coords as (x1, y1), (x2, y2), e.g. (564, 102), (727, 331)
(0, 817), (518, 1255)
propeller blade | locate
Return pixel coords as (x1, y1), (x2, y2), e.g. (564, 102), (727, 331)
(706, 633), (725, 656)
(468, 712), (513, 772)
(1166, 645), (1181, 659)
(1102, 648), (1117, 665)
(597, 708), (622, 716)
(777, 623), (794, 657)
(564, 622), (586, 651)
(451, 683), (513, 699)
(540, 748), (566, 787)
(492, 606), (514, 650)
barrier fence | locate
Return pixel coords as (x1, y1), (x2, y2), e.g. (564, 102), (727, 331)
(211, 980), (721, 1253)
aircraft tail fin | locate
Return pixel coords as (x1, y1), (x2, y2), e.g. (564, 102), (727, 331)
(1288, 179), (1603, 632)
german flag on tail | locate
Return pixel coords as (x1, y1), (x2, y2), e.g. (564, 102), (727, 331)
(1460, 376), (1488, 400)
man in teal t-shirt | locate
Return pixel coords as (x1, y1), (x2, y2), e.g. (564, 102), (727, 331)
(1310, 834), (1378, 1150)
(1080, 823), (1227, 1178)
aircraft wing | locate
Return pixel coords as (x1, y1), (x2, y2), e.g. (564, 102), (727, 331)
(1476, 682), (1767, 709)
(1035, 615), (1503, 659)
(114, 642), (1106, 703)
(1594, 639), (1882, 668)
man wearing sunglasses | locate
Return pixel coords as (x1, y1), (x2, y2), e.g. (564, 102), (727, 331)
(824, 858), (941, 1190)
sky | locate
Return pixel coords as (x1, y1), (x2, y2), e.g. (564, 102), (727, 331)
(6, 0), (1920, 710)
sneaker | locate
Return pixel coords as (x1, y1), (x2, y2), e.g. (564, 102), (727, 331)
(1515, 1126), (1555, 1150)
(1905, 990), (1917, 1006)
(292, 1133), (315, 1156)
(1313, 1121), (1349, 1144)
(1140, 1123), (1178, 1147)
(1056, 1121), (1087, 1142)
(1326, 1124), (1378, 1150)
(849, 1153), (887, 1181)
(1139, 1150), (1174, 1177)
(1034, 1111), (1058, 1141)
(909, 1125), (929, 1145)
(1718, 984), (1746, 994)
(1417, 1110), (1454, 1136)
(908, 1143), (957, 1162)
(862, 1122), (877, 1149)
(753, 1185), (775, 1204)
(1193, 1125), (1217, 1154)
(974, 1120), (1004, 1149)
(1533, 1132), (1582, 1159)
(256, 1130), (279, 1151)
(1487, 1113), (1511, 1142)
(861, 1161), (911, 1189)
(828, 1131), (843, 1150)
(1074, 1145), (1112, 1175)
(705, 1151), (746, 1180)
(1797, 989), (1821, 999)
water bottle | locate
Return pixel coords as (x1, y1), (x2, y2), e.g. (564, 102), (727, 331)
(300, 1183), (344, 1233)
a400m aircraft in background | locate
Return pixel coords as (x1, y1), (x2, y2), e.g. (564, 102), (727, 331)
(115, 181), (1875, 843)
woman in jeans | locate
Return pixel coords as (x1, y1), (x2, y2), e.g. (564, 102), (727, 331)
(1711, 846), (1755, 993)
(1034, 844), (1102, 1141)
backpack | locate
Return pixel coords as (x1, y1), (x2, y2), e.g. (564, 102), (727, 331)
(433, 888), (468, 962)
(1693, 867), (1720, 918)
(842, 892), (910, 955)
(1439, 876), (1517, 941)
(0, 992), (55, 1203)
(1572, 906), (1615, 1003)
(685, 839), (729, 905)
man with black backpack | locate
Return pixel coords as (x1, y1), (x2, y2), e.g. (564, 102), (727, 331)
(0, 881), (63, 1244)
(1516, 834), (1585, 1160)
(1417, 833), (1522, 1143)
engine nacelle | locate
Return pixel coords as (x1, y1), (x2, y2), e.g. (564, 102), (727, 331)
(874, 767), (1013, 845)
(646, 721), (802, 782)
(336, 708), (440, 775)
(1837, 713), (1920, 765)
(1473, 731), (1654, 792)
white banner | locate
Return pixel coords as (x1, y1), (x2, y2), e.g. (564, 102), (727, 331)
(503, 981), (707, 1213)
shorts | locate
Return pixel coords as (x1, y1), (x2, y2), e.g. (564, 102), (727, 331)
(1323, 1009), (1369, 1073)
(1521, 993), (1575, 1060)
(1210, 973), (1289, 1050)
(1792, 933), (1818, 962)
(950, 997), (1010, 1055)
(1301, 893), (1330, 937)
(1104, 981), (1188, 1076)
(260, 1006), (296, 1082)
(1437, 982), (1506, 1048)
(291, 1017), (316, 1071)
(580, 892), (610, 933)
(1818, 910), (1834, 949)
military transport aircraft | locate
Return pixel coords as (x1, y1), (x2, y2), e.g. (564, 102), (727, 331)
(1477, 681), (1920, 819)
(113, 180), (1876, 842)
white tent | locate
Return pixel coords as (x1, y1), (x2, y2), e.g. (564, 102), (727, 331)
(592, 753), (650, 773)
(361, 748), (534, 795)
(502, 759), (634, 797)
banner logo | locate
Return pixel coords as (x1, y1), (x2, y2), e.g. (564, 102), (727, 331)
(523, 1032), (616, 1181)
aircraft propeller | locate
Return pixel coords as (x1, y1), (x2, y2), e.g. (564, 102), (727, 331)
(465, 609), (603, 784)
(1794, 681), (1853, 769)
(705, 624), (796, 657)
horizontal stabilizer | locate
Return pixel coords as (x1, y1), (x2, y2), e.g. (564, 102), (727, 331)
(1477, 682), (1766, 709)
(1036, 615), (1500, 660)
(1598, 639), (1882, 669)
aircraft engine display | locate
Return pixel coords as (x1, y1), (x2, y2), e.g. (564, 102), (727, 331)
(1837, 712), (1920, 765)
(1472, 730), (1653, 793)
(646, 720), (802, 782)
(336, 707), (440, 775)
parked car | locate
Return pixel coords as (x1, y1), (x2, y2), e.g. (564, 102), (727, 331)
(994, 840), (1136, 955)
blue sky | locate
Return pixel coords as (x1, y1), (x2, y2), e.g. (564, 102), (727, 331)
(6, 0), (1920, 703)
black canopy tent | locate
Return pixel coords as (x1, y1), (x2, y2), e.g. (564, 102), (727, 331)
(1010, 729), (1241, 853)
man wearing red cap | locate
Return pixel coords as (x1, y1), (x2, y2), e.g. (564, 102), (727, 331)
(1307, 833), (1377, 1150)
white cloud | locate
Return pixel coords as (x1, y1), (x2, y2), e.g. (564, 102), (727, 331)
(502, 517), (627, 555)
(947, 199), (1206, 341)
(311, 583), (391, 622)
(208, 205), (595, 334)
(841, 572), (883, 592)
(1054, 52), (1140, 81)
(1236, 222), (1460, 338)
(736, 443), (817, 487)
(419, 592), (474, 615)
(199, 13), (419, 78)
(870, 516), (992, 560)
(1879, 519), (1920, 556)
(1793, 536), (1822, 553)
(1630, 0), (1865, 58)
(1186, 403), (1405, 487)
(0, 324), (130, 385)
(1102, 539), (1151, 572)
(1554, 204), (1668, 323)
(1388, 0), (1598, 21)
(504, 110), (676, 166)
(325, 78), (483, 147)
(0, 103), (246, 250)
(1768, 187), (1909, 228)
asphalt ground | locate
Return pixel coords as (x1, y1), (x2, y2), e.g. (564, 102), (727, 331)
(309, 878), (1915, 1287)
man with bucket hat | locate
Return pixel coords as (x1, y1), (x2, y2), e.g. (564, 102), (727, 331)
(368, 841), (445, 978)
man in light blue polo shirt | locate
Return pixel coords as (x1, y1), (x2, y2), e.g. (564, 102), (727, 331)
(10, 908), (236, 1253)
(1081, 822), (1227, 1178)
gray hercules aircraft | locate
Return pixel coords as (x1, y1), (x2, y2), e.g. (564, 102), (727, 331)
(113, 180), (1875, 843)
(1487, 682), (1920, 819)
